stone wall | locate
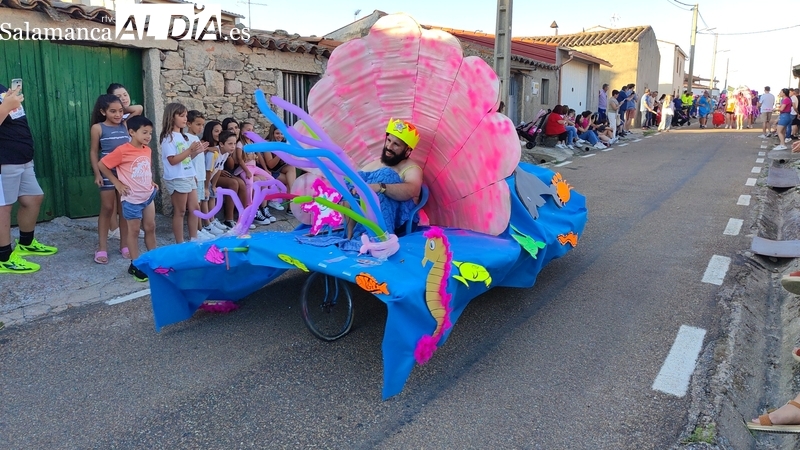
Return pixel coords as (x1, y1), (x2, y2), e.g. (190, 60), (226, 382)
(159, 40), (326, 134)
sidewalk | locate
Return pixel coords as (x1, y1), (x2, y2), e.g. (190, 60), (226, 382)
(0, 209), (300, 328)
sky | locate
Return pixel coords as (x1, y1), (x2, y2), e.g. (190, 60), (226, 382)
(217, 0), (800, 94)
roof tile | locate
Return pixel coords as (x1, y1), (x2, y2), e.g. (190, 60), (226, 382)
(520, 25), (651, 47)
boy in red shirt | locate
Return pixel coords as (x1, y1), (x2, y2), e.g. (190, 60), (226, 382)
(98, 115), (158, 282)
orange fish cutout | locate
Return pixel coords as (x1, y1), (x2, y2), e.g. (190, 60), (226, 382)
(355, 272), (390, 295)
(557, 232), (578, 247)
(551, 173), (573, 206)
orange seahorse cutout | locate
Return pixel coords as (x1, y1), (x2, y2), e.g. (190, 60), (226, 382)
(551, 173), (573, 206)
(557, 232), (578, 247)
(415, 227), (453, 365)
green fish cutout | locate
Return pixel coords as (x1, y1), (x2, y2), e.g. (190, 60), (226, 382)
(510, 225), (546, 259)
(452, 260), (492, 288)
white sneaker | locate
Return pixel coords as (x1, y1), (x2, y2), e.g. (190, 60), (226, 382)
(190, 233), (212, 243)
(594, 142), (606, 150)
(567, 145), (575, 150)
(576, 138), (586, 144)
(268, 200), (284, 211)
(555, 143), (567, 149)
(773, 145), (788, 150)
(211, 219), (229, 231)
(108, 228), (120, 240)
(254, 209), (271, 225)
(263, 209), (277, 223)
(204, 225), (224, 236)
(786, 138), (792, 143)
(758, 134), (769, 139)
(199, 228), (216, 240)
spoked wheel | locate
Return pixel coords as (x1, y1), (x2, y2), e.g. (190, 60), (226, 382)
(300, 273), (354, 341)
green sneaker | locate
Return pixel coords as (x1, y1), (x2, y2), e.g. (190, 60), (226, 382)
(0, 252), (41, 274)
(14, 238), (58, 256)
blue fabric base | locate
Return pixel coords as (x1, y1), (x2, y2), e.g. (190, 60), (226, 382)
(135, 163), (587, 399)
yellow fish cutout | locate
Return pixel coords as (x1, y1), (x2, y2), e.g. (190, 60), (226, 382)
(278, 254), (309, 272)
(451, 260), (492, 288)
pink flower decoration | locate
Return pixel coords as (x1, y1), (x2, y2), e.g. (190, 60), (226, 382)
(301, 178), (344, 235)
(204, 245), (225, 265)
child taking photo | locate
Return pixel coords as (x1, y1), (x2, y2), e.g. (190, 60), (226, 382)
(97, 115), (158, 282)
(160, 103), (207, 243)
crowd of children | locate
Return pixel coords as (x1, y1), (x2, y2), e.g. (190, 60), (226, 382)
(89, 88), (295, 282)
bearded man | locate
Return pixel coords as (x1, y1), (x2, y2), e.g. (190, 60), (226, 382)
(345, 119), (424, 241)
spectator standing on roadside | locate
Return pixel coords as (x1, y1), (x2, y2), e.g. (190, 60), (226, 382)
(0, 83), (58, 274)
(607, 89), (620, 138)
(758, 86), (776, 138)
(626, 84), (638, 131)
(789, 88), (799, 140)
(598, 83), (609, 123)
(640, 89), (654, 129)
(617, 86), (630, 133)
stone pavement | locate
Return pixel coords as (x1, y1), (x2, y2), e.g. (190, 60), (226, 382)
(0, 209), (300, 328)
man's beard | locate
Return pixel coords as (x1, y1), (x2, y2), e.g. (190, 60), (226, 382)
(381, 146), (407, 166)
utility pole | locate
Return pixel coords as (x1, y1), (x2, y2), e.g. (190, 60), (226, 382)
(723, 57), (729, 92)
(493, 0), (513, 114)
(686, 4), (698, 94)
(709, 33), (718, 90)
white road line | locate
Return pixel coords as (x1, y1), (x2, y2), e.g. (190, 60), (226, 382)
(106, 289), (151, 305)
(652, 325), (707, 397)
(737, 195), (751, 206)
(645, 135), (653, 139)
(756, 158), (765, 163)
(580, 154), (596, 158)
(723, 218), (744, 236)
(602, 147), (613, 152)
(758, 151), (766, 156)
(633, 139), (642, 142)
(555, 161), (572, 167)
(618, 143), (629, 147)
(760, 145), (768, 149)
(745, 178), (757, 186)
(702, 255), (731, 285)
(751, 167), (762, 173)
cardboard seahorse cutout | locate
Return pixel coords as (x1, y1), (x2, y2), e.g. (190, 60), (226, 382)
(415, 227), (453, 364)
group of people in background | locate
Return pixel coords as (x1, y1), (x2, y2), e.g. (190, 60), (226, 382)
(88, 85), (296, 281)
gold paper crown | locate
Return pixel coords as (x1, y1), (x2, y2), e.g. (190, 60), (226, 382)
(385, 118), (420, 149)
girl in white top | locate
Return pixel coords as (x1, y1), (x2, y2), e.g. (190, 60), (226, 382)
(160, 103), (207, 243)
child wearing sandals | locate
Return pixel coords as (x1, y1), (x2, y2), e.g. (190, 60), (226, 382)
(160, 103), (207, 243)
(89, 94), (130, 264)
(98, 116), (158, 282)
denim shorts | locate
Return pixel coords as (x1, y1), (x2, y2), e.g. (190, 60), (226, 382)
(196, 178), (206, 202)
(121, 188), (158, 220)
(778, 112), (792, 127)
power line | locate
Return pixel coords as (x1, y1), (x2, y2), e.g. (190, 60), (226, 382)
(666, 0), (692, 11)
(671, 0), (695, 6)
(697, 24), (800, 36)
(697, 8), (710, 30)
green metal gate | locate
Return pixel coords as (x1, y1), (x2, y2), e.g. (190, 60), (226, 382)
(0, 39), (144, 220)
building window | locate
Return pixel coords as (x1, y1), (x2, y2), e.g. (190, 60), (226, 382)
(541, 78), (550, 105)
(676, 56), (680, 74)
(282, 72), (317, 126)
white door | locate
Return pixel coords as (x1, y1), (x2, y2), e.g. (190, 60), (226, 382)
(561, 62), (589, 111)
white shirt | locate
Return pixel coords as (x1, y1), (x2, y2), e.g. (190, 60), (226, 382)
(205, 148), (229, 180)
(759, 93), (776, 113)
(792, 95), (798, 117)
(189, 134), (206, 181)
(161, 131), (197, 180)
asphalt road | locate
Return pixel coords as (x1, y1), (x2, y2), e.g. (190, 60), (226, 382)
(0, 129), (762, 449)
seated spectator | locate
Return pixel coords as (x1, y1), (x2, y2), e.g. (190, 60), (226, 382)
(544, 105), (575, 150)
(575, 111), (604, 149)
(264, 124), (297, 209)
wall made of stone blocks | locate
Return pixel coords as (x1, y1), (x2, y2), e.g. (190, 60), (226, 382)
(160, 40), (326, 134)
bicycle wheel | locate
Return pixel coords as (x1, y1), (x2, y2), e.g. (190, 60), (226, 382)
(300, 273), (354, 341)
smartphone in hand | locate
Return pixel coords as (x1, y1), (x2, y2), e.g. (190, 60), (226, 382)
(10, 78), (22, 92)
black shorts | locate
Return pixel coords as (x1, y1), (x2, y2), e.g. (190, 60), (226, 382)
(791, 117), (800, 127)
